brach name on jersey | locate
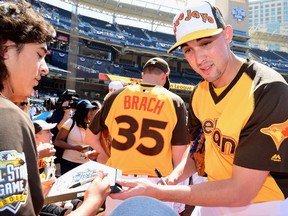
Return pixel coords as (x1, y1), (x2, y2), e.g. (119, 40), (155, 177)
(124, 95), (164, 115)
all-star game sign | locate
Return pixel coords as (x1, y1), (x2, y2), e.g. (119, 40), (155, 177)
(0, 150), (28, 214)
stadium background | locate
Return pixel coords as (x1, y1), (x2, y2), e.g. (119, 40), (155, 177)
(29, 0), (288, 103)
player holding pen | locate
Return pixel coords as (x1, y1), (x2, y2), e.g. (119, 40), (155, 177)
(86, 57), (190, 214)
(110, 1), (288, 215)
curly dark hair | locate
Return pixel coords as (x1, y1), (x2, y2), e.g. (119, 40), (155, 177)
(0, 0), (55, 91)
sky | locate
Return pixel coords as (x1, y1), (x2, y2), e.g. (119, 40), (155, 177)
(39, 0), (216, 34)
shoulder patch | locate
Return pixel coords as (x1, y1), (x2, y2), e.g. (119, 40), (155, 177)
(0, 150), (28, 214)
(260, 119), (288, 151)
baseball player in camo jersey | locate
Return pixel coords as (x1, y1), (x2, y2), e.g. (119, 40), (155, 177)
(86, 57), (190, 214)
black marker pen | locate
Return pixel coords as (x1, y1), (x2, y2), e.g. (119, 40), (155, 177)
(155, 168), (167, 185)
(69, 177), (96, 189)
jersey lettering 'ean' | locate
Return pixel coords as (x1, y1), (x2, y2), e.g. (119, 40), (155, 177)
(203, 118), (236, 155)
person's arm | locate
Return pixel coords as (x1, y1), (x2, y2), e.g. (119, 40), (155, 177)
(171, 145), (189, 168)
(68, 171), (111, 216)
(166, 146), (197, 185)
(54, 127), (85, 151)
(168, 97), (192, 182)
(111, 165), (269, 207)
(85, 128), (109, 163)
(85, 149), (99, 161)
(37, 142), (56, 158)
(41, 177), (56, 198)
(160, 165), (268, 207)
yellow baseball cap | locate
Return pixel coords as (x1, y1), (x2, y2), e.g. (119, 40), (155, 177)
(168, 1), (226, 53)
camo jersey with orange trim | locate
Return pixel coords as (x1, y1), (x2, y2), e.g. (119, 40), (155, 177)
(89, 83), (189, 177)
(188, 59), (288, 203)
